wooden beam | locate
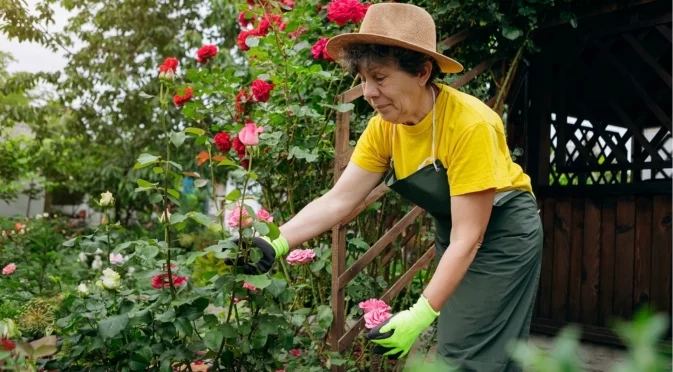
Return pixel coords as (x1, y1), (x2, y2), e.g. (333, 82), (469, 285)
(438, 29), (470, 49)
(338, 206), (425, 289)
(622, 33), (671, 88)
(450, 59), (493, 90)
(536, 182), (672, 197)
(340, 84), (363, 104)
(330, 95), (351, 372)
(338, 245), (435, 350)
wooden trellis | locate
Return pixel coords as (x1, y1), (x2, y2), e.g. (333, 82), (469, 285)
(327, 30), (516, 369)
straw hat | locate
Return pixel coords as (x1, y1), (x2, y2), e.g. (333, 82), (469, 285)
(325, 3), (463, 73)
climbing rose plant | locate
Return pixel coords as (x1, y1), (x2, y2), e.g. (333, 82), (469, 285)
(24, 0), (387, 371)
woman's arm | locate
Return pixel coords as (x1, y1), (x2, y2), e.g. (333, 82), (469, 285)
(422, 188), (495, 311)
(279, 161), (383, 248)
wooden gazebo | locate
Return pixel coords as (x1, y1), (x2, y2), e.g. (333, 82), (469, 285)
(328, 0), (671, 368)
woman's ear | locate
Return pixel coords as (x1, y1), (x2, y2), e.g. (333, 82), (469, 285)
(418, 60), (433, 86)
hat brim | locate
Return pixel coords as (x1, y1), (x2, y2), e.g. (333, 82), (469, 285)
(325, 33), (464, 74)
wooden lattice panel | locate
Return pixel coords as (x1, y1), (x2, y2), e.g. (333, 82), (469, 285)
(547, 14), (672, 186)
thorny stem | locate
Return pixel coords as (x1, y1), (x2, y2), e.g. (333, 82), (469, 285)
(160, 82), (177, 300)
(207, 146), (226, 237)
(104, 208), (111, 266)
(213, 150), (254, 370)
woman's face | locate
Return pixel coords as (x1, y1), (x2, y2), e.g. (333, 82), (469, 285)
(359, 60), (431, 125)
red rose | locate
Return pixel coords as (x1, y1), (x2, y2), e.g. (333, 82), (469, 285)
(240, 158), (250, 169)
(238, 10), (256, 28)
(173, 87), (194, 108)
(289, 349), (300, 357)
(235, 89), (252, 113)
(311, 38), (333, 61)
(196, 45), (218, 64)
(214, 132), (232, 152)
(327, 0), (367, 26)
(159, 57), (179, 73)
(233, 136), (246, 158)
(1, 337), (15, 351)
(151, 273), (188, 289)
(237, 29), (258, 51)
(251, 79), (274, 102)
(257, 14), (286, 36)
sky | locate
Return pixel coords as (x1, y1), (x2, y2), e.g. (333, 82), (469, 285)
(0, 1), (72, 74)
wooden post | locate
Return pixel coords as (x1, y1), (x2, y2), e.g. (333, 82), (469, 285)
(330, 92), (350, 372)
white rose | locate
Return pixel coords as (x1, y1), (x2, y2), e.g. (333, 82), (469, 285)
(77, 283), (89, 294)
(43, 212), (49, 217)
(35, 214), (43, 220)
(100, 268), (121, 290)
(91, 256), (103, 270)
(99, 191), (115, 207)
(79, 252), (88, 263)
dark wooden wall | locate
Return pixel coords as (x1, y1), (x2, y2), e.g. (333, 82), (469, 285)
(532, 193), (671, 344)
(504, 0), (672, 344)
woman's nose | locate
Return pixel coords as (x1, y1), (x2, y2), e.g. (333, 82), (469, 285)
(362, 81), (379, 101)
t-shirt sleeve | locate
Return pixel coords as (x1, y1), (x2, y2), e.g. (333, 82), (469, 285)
(448, 121), (501, 196)
(350, 117), (390, 173)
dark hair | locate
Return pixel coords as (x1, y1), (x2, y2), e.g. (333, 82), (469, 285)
(338, 43), (442, 84)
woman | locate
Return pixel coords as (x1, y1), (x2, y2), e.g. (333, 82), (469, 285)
(234, 3), (543, 371)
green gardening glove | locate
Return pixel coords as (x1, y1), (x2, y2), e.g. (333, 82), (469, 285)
(366, 295), (439, 358)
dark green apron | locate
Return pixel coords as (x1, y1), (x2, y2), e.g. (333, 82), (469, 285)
(383, 159), (543, 372)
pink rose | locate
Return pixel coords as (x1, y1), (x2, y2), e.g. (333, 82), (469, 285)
(2, 263), (16, 275)
(243, 282), (257, 292)
(109, 253), (124, 265)
(256, 209), (273, 222)
(286, 249), (316, 265)
(364, 308), (392, 329)
(238, 122), (264, 146)
(358, 298), (391, 314)
(228, 206), (253, 228)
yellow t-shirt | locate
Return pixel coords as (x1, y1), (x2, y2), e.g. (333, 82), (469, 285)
(350, 84), (533, 197)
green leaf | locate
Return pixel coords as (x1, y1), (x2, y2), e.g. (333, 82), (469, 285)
(266, 278), (287, 297)
(265, 222), (280, 240)
(62, 237), (77, 247)
(149, 193), (162, 203)
(136, 244), (159, 259)
(250, 247), (263, 264)
(138, 91), (154, 99)
(98, 314), (129, 340)
(170, 131), (186, 148)
(204, 328), (224, 350)
(291, 314), (306, 327)
(156, 308), (175, 322)
(169, 213), (188, 225)
(502, 26), (523, 40)
(317, 305), (333, 329)
(330, 359), (347, 366)
(134, 153), (159, 169)
(136, 179), (156, 188)
(217, 157), (237, 167)
(251, 329), (267, 349)
(152, 167), (164, 174)
(293, 40), (310, 51)
(167, 188), (180, 199)
(225, 189), (240, 201)
(220, 323), (237, 338)
(242, 274), (272, 289)
(188, 212), (213, 228)
(310, 259), (325, 272)
(185, 127), (205, 136)
(253, 221), (269, 236)
(194, 179), (208, 188)
(185, 251), (208, 265)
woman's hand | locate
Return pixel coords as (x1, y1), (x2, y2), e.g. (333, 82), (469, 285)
(366, 295), (439, 358)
